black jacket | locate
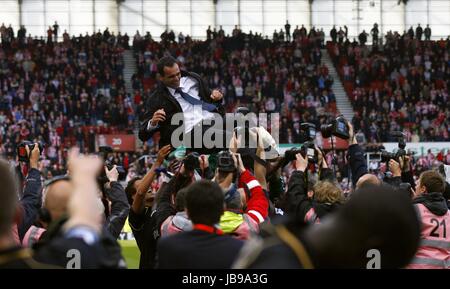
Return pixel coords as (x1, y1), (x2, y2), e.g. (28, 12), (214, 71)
(412, 192), (449, 216)
(105, 181), (130, 239)
(138, 70), (224, 148)
(157, 229), (243, 269)
(128, 173), (191, 269)
(348, 144), (368, 188)
(17, 168), (42, 241)
(286, 169), (340, 222)
(33, 217), (126, 269)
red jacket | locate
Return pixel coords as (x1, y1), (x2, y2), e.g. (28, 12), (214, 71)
(238, 170), (268, 224)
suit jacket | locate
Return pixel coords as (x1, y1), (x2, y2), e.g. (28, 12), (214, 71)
(138, 70), (224, 148)
(157, 229), (243, 269)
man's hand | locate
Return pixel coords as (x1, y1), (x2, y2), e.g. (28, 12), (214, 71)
(105, 165), (119, 183)
(150, 109), (166, 126)
(315, 146), (328, 169)
(65, 148), (103, 233)
(68, 148), (103, 183)
(295, 153), (308, 172)
(26, 143), (40, 169)
(389, 159), (401, 177)
(347, 122), (357, 145)
(199, 155), (209, 171)
(229, 131), (241, 154)
(156, 145), (172, 164)
(210, 89), (223, 101)
(399, 155), (410, 172)
(232, 153), (246, 173)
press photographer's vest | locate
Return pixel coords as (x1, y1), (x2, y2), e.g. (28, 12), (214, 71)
(22, 225), (46, 248)
(407, 204), (450, 269)
(220, 211), (259, 240)
(160, 212), (192, 237)
(304, 208), (321, 224)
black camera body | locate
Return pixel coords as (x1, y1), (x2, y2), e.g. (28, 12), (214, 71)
(301, 141), (318, 164)
(284, 144), (318, 164)
(300, 123), (318, 163)
(217, 150), (236, 172)
(17, 141), (43, 162)
(284, 123), (318, 164)
(320, 115), (350, 139)
(98, 146), (126, 180)
(183, 152), (200, 171)
(380, 131), (407, 163)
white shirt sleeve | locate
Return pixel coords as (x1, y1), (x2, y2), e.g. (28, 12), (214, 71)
(147, 120), (159, 131)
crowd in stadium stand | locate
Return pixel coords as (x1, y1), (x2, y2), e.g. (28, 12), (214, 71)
(0, 26), (149, 178)
(0, 23), (449, 183)
(0, 22), (449, 271)
(328, 25), (449, 144)
(132, 25), (336, 146)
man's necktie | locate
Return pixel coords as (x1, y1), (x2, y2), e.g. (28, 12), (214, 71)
(175, 88), (217, 112)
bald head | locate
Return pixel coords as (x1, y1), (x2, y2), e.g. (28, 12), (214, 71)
(356, 174), (381, 189)
(44, 180), (73, 222)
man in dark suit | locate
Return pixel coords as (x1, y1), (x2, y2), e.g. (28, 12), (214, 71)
(139, 56), (225, 154)
(157, 180), (243, 269)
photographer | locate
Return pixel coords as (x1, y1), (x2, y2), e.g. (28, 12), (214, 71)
(126, 144), (171, 269)
(215, 149), (268, 240)
(407, 170), (450, 269)
(103, 164), (130, 239)
(346, 122), (373, 188)
(285, 150), (342, 223)
(384, 156), (416, 196)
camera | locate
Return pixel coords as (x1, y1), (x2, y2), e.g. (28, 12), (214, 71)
(183, 152), (200, 171)
(217, 150), (236, 172)
(17, 141), (44, 162)
(379, 132), (408, 163)
(320, 115), (350, 139)
(284, 144), (318, 164)
(98, 146), (126, 180)
(283, 123), (319, 164)
(300, 123), (318, 163)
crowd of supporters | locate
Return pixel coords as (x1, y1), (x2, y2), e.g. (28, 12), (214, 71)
(328, 24), (449, 144)
(0, 26), (142, 178)
(132, 25), (337, 146)
(0, 23), (449, 271)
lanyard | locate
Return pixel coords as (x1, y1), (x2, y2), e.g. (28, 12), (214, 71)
(193, 224), (223, 235)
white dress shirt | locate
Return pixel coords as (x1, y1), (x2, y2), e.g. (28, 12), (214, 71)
(168, 76), (215, 133)
(147, 76), (215, 134)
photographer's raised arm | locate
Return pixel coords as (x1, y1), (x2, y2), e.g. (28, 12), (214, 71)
(17, 144), (43, 240)
(64, 148), (103, 234)
(347, 122), (368, 187)
(132, 145), (171, 214)
(286, 153), (310, 218)
(316, 146), (334, 182)
(104, 165), (130, 239)
(400, 156), (415, 191)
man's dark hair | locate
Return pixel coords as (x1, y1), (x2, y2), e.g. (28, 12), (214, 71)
(0, 159), (18, 235)
(157, 56), (178, 76)
(419, 170), (445, 194)
(185, 180), (224, 226)
(334, 184), (421, 268)
(125, 177), (141, 205)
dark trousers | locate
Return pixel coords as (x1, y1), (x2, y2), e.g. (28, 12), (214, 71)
(183, 119), (234, 155)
